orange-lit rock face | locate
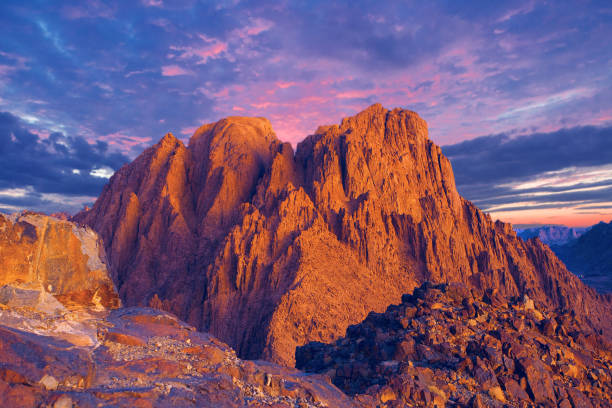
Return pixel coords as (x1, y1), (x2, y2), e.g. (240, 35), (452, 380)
(0, 212), (120, 310)
(74, 105), (612, 366)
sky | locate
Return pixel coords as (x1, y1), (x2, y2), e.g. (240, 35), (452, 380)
(0, 0), (611, 226)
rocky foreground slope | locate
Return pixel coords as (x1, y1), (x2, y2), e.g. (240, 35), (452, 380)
(74, 104), (612, 365)
(0, 307), (360, 408)
(0, 214), (359, 408)
(297, 282), (612, 407)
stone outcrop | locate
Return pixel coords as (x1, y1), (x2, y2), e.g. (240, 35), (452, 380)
(0, 306), (360, 408)
(297, 282), (612, 407)
(74, 104), (612, 366)
(0, 210), (356, 407)
(0, 212), (120, 310)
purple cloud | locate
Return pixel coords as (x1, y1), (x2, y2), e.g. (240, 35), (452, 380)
(0, 0), (611, 219)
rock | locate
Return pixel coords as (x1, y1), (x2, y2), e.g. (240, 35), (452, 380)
(469, 394), (486, 408)
(499, 377), (529, 401)
(487, 386), (506, 402)
(53, 395), (73, 408)
(0, 307), (361, 408)
(0, 284), (66, 314)
(73, 105), (612, 365)
(517, 357), (556, 403)
(0, 212), (120, 310)
(296, 282), (612, 407)
(541, 318), (557, 336)
(38, 374), (59, 390)
(105, 331), (146, 346)
(379, 386), (396, 403)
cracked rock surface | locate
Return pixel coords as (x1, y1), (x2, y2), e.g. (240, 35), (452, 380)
(297, 282), (612, 408)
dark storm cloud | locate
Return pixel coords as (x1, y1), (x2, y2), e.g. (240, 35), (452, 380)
(443, 125), (612, 209)
(0, 112), (129, 213)
(444, 126), (612, 185)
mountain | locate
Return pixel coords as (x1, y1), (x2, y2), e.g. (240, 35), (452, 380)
(515, 225), (588, 246)
(552, 221), (612, 293)
(0, 214), (360, 407)
(74, 104), (612, 366)
(297, 282), (612, 407)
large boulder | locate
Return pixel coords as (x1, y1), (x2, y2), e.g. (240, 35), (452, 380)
(0, 212), (120, 310)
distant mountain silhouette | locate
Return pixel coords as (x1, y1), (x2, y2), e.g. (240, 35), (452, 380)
(515, 225), (589, 246)
(552, 221), (612, 293)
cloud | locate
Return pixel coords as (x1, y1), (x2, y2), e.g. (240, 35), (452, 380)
(161, 65), (191, 76)
(444, 126), (612, 186)
(0, 0), (611, 218)
(142, 0), (163, 7)
(443, 125), (612, 225)
(61, 1), (115, 19)
(169, 35), (228, 64)
(0, 112), (129, 214)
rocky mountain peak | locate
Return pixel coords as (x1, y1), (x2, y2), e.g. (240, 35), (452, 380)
(74, 105), (612, 366)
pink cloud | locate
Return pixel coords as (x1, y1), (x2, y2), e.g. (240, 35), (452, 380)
(180, 126), (198, 135)
(496, 1), (536, 22)
(233, 18), (273, 39)
(161, 65), (190, 76)
(141, 0), (163, 7)
(30, 129), (51, 139)
(0, 51), (28, 78)
(275, 81), (296, 89)
(170, 35), (228, 64)
(335, 90), (374, 99)
(101, 131), (152, 153)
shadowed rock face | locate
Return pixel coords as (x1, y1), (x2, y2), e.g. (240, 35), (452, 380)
(74, 104), (612, 366)
(0, 212), (120, 310)
(552, 221), (612, 293)
(296, 282), (612, 407)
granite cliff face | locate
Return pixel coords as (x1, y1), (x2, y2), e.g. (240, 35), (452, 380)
(74, 104), (612, 366)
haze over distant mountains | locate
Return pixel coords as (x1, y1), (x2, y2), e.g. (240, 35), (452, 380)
(515, 225), (589, 246)
(515, 223), (612, 293)
(552, 221), (612, 294)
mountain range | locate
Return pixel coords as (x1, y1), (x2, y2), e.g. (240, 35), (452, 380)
(515, 225), (589, 246)
(515, 223), (612, 293)
(1, 104), (611, 407)
(72, 104), (611, 365)
(552, 221), (612, 293)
